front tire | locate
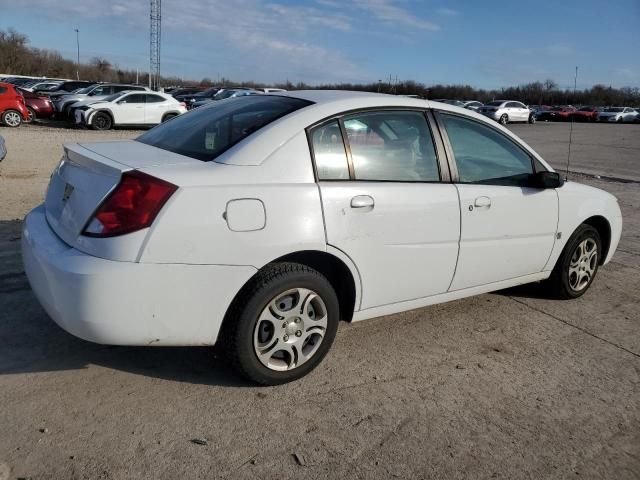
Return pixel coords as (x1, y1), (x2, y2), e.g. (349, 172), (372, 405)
(499, 114), (508, 125)
(222, 262), (340, 385)
(25, 107), (36, 124)
(91, 112), (112, 130)
(546, 224), (601, 299)
(1, 110), (22, 127)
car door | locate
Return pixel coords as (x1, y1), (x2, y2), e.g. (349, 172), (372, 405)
(312, 110), (461, 310)
(436, 112), (558, 291)
(112, 93), (146, 124)
(144, 94), (168, 124)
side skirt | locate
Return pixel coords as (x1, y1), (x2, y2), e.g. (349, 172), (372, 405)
(352, 271), (550, 322)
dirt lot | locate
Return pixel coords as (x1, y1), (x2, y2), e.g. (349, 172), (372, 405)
(0, 122), (639, 480)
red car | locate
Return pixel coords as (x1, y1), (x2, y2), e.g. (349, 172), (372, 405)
(536, 105), (577, 122)
(0, 82), (29, 127)
(17, 87), (55, 123)
(570, 106), (601, 122)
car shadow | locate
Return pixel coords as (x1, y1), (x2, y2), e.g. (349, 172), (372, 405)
(492, 281), (551, 300)
(0, 219), (253, 387)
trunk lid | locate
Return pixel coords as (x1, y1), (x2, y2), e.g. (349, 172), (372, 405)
(44, 140), (195, 249)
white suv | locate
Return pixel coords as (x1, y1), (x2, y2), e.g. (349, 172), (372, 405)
(73, 91), (187, 130)
(478, 100), (534, 125)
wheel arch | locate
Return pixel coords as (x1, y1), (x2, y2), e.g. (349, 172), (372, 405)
(582, 215), (611, 265)
(161, 111), (181, 121)
(224, 249), (360, 326)
(90, 109), (114, 125)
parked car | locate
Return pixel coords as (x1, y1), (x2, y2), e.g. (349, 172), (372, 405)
(598, 107), (638, 123)
(0, 134), (6, 161)
(17, 87), (55, 123)
(191, 88), (262, 108)
(177, 86), (222, 106)
(54, 84), (150, 119)
(46, 81), (97, 98)
(433, 99), (466, 107)
(463, 100), (483, 111)
(0, 82), (29, 127)
(536, 106), (577, 122)
(170, 87), (206, 98)
(22, 91), (622, 385)
(22, 81), (63, 93)
(73, 91), (187, 130)
(570, 106), (601, 122)
(261, 88), (287, 93)
(478, 100), (534, 124)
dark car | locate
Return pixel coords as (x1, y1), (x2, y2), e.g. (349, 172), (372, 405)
(536, 106), (577, 122)
(178, 87), (222, 107)
(46, 81), (98, 99)
(171, 87), (206, 99)
(17, 87), (55, 123)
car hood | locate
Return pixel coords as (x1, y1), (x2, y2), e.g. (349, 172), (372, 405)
(71, 98), (109, 108)
(598, 112), (620, 117)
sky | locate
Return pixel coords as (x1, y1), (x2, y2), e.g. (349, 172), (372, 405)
(1, 0), (639, 89)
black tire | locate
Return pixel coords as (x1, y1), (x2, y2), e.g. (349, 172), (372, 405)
(25, 107), (36, 124)
(1, 109), (23, 127)
(221, 262), (340, 385)
(91, 112), (112, 130)
(162, 113), (177, 122)
(499, 114), (508, 125)
(528, 113), (536, 124)
(546, 224), (601, 299)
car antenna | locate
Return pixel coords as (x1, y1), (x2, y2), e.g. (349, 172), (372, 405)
(565, 66), (578, 181)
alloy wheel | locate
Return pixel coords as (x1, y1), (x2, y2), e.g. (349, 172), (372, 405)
(4, 111), (21, 127)
(253, 287), (328, 371)
(568, 238), (598, 292)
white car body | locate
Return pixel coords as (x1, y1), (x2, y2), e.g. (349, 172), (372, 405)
(74, 91), (187, 128)
(54, 84), (150, 116)
(598, 107), (637, 123)
(23, 91), (622, 349)
(478, 100), (531, 123)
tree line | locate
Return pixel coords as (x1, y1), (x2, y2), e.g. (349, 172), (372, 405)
(2, 28), (638, 106)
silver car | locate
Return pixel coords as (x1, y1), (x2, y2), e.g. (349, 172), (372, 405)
(478, 100), (534, 125)
(54, 84), (150, 118)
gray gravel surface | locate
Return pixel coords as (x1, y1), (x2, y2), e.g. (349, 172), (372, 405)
(0, 122), (638, 479)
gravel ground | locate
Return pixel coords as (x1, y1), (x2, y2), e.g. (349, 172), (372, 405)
(0, 121), (638, 480)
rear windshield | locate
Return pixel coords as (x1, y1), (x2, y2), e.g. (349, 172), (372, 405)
(485, 101), (504, 106)
(137, 95), (312, 162)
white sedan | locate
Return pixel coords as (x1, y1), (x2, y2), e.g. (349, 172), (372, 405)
(597, 107), (638, 123)
(22, 91), (622, 384)
(73, 91), (187, 130)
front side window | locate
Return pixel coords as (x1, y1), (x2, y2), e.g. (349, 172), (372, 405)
(137, 95), (312, 162)
(440, 113), (533, 186)
(343, 111), (439, 182)
(311, 120), (349, 180)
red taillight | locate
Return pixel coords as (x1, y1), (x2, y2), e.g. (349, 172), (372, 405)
(83, 171), (177, 237)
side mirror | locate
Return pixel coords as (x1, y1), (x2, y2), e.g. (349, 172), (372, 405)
(530, 171), (564, 189)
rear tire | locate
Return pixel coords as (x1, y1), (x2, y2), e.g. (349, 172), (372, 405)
(221, 262), (340, 385)
(162, 113), (177, 122)
(546, 224), (601, 299)
(528, 113), (536, 124)
(91, 112), (112, 130)
(499, 114), (508, 125)
(1, 110), (22, 127)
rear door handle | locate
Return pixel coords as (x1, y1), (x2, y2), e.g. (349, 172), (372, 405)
(473, 196), (491, 208)
(350, 195), (374, 210)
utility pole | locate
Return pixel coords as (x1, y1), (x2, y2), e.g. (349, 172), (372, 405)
(150, 0), (162, 90)
(74, 28), (80, 80)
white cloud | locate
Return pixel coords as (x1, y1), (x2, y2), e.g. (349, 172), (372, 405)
(352, 0), (440, 31)
(437, 7), (458, 16)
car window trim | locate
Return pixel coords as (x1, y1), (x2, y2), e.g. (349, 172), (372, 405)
(305, 106), (446, 184)
(434, 109), (540, 185)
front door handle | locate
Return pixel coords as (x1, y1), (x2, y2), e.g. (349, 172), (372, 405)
(473, 196), (491, 209)
(350, 195), (374, 210)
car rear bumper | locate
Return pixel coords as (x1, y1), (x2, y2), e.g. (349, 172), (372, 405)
(22, 205), (257, 346)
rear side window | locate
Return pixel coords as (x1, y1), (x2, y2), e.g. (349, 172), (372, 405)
(343, 111), (440, 182)
(311, 120), (349, 180)
(146, 95), (166, 103)
(137, 96), (312, 162)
